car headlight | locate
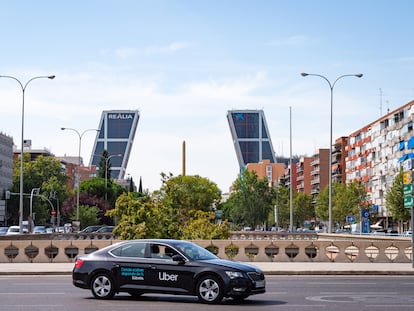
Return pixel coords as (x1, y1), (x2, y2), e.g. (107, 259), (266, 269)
(225, 271), (244, 279)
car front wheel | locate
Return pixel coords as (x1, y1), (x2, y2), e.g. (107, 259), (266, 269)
(196, 275), (223, 304)
(91, 273), (115, 299)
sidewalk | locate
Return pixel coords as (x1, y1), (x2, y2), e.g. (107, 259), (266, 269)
(0, 262), (413, 275)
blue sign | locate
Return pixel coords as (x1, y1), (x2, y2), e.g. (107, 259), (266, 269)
(361, 209), (370, 233)
(346, 216), (356, 223)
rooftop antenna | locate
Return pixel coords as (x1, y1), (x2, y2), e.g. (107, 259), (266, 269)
(379, 88), (383, 116)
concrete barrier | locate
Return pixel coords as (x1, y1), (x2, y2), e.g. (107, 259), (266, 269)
(0, 232), (412, 263)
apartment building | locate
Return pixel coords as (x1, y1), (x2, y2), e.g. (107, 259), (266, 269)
(310, 149), (330, 202)
(296, 156), (312, 194)
(332, 137), (348, 184)
(246, 159), (285, 186)
(56, 156), (97, 190)
(284, 161), (298, 191)
(345, 100), (414, 218)
(0, 133), (13, 225)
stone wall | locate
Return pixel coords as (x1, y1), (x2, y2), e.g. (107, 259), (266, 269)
(0, 232), (411, 263)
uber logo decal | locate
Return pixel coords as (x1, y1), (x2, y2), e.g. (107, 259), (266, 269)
(159, 272), (178, 281)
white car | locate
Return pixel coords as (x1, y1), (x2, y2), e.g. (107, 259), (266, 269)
(6, 226), (20, 235)
(403, 230), (412, 237)
(0, 227), (8, 235)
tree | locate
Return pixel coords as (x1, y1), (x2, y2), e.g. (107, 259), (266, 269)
(181, 210), (230, 239)
(107, 174), (228, 239)
(69, 205), (100, 228)
(229, 170), (273, 229)
(80, 177), (125, 206)
(61, 192), (112, 227)
(316, 181), (368, 230)
(61, 177), (126, 227)
(10, 155), (69, 225)
(293, 192), (314, 228)
(273, 184), (292, 229)
(162, 175), (222, 223)
(97, 150), (109, 179)
(338, 180), (368, 222)
(315, 184), (329, 222)
(386, 169), (410, 232)
(107, 192), (180, 239)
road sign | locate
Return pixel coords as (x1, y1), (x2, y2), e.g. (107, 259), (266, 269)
(403, 171), (413, 184)
(403, 159), (413, 172)
(404, 196), (414, 208)
(404, 184), (413, 196)
(361, 210), (370, 219)
(361, 209), (370, 233)
(346, 215), (356, 223)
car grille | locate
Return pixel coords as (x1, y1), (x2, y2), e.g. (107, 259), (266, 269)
(247, 272), (264, 282)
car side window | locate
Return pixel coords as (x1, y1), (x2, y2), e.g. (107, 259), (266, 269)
(150, 243), (178, 260)
(111, 243), (146, 258)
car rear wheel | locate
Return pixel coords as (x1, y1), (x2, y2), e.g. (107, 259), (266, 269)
(91, 273), (115, 299)
(196, 275), (223, 304)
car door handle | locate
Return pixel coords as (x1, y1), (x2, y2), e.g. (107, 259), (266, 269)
(149, 265), (157, 270)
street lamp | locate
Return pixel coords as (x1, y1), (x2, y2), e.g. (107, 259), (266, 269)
(105, 154), (122, 201)
(0, 75), (55, 233)
(301, 72), (363, 233)
(28, 187), (41, 233)
(61, 127), (99, 227)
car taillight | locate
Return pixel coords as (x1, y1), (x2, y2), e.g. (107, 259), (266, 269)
(74, 258), (84, 269)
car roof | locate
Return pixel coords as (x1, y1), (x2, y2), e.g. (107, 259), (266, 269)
(95, 239), (192, 250)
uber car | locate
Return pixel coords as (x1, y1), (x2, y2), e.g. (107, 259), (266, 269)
(72, 239), (265, 304)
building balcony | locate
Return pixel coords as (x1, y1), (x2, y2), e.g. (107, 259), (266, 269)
(332, 169), (342, 176)
(311, 188), (320, 195)
(296, 183), (305, 192)
(310, 159), (319, 166)
(332, 149), (341, 156)
(310, 178), (320, 185)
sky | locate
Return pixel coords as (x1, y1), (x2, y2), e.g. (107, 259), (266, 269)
(1, 0), (414, 193)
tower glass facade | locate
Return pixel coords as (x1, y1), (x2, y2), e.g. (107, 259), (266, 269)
(89, 110), (139, 179)
(227, 110), (276, 168)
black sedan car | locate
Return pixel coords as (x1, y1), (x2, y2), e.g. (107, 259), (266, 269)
(72, 239), (265, 304)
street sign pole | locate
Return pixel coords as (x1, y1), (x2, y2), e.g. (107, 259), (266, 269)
(403, 159), (414, 268)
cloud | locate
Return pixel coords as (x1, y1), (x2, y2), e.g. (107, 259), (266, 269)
(185, 71), (270, 100)
(112, 41), (191, 59)
(268, 35), (309, 47)
(144, 41), (191, 55)
(114, 47), (138, 59)
(392, 56), (414, 63)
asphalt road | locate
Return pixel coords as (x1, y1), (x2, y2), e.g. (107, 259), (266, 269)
(0, 275), (413, 310)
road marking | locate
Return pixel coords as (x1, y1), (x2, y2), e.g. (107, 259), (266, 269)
(0, 292), (65, 295)
(307, 294), (414, 303)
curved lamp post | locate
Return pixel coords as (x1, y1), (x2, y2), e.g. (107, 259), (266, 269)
(61, 127), (99, 226)
(0, 75), (55, 233)
(105, 154), (122, 201)
(301, 72), (363, 233)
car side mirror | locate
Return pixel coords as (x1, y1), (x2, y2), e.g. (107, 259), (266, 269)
(172, 254), (185, 263)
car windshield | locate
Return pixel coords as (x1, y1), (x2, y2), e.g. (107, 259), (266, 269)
(172, 241), (218, 260)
